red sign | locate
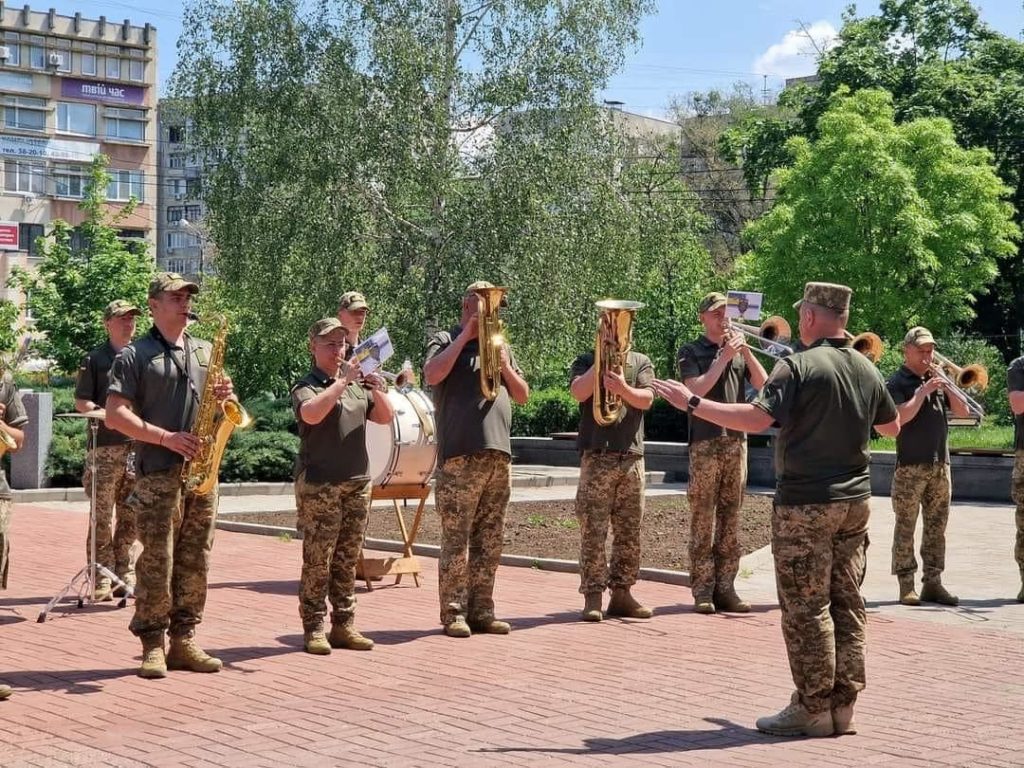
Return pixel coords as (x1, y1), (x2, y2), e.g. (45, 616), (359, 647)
(0, 222), (18, 251)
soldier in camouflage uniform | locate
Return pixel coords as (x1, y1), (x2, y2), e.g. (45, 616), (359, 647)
(423, 280), (530, 638)
(886, 327), (971, 607)
(291, 317), (394, 654)
(0, 376), (28, 701)
(677, 292), (768, 614)
(106, 273), (235, 680)
(75, 299), (143, 601)
(569, 335), (655, 621)
(652, 282), (900, 739)
(1008, 355), (1024, 603)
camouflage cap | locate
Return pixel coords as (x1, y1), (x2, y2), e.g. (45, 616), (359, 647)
(466, 280), (495, 293)
(904, 326), (936, 348)
(103, 299), (142, 320)
(308, 317), (348, 340)
(148, 272), (199, 298)
(698, 291), (727, 314)
(793, 281), (852, 312)
(338, 291), (369, 311)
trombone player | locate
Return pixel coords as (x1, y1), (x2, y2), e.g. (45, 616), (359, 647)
(677, 292), (768, 614)
(423, 280), (529, 638)
(886, 327), (973, 607)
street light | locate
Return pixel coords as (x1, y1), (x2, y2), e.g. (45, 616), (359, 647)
(176, 216), (206, 279)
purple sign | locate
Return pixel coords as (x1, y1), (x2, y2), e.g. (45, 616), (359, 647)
(61, 78), (145, 106)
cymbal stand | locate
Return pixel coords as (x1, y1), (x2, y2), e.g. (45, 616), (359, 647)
(38, 418), (132, 622)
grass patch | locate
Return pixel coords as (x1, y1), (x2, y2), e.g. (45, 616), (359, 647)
(870, 423), (1014, 452)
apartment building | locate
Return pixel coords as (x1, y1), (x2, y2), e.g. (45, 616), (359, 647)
(0, 4), (157, 305)
(156, 98), (206, 279)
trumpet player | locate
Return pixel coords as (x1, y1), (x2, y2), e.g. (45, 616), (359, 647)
(676, 292), (768, 614)
(569, 304), (655, 622)
(423, 280), (529, 638)
(1009, 353), (1024, 602)
(886, 327), (972, 607)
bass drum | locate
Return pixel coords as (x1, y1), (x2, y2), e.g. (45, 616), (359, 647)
(366, 387), (438, 488)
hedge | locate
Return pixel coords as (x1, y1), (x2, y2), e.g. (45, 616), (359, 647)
(511, 387), (688, 441)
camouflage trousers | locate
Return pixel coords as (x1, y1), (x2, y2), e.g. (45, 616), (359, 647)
(295, 475), (371, 630)
(128, 469), (218, 639)
(773, 498), (870, 714)
(575, 451), (645, 595)
(0, 499), (10, 590)
(687, 436), (746, 601)
(82, 444), (137, 582)
(890, 462), (951, 583)
(436, 450), (511, 625)
(1013, 451), (1024, 570)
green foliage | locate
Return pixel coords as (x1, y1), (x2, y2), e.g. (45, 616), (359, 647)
(9, 156), (155, 374)
(243, 394), (297, 434)
(0, 300), (19, 357)
(871, 423), (1014, 452)
(218, 430), (299, 483)
(511, 388), (578, 436)
(740, 88), (1018, 342)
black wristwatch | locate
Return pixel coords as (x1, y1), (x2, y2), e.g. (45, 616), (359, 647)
(688, 395), (702, 411)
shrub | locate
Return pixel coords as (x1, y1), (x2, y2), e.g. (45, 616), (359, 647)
(511, 389), (578, 436)
(219, 430), (299, 483)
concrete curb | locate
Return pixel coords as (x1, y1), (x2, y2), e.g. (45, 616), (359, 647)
(214, 520), (690, 586)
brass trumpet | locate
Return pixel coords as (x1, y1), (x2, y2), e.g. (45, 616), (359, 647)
(728, 315), (794, 359)
(843, 330), (884, 363)
(473, 286), (509, 401)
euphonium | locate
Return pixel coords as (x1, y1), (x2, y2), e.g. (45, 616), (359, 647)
(473, 286), (509, 401)
(181, 316), (254, 495)
(593, 299), (644, 427)
(0, 424), (17, 458)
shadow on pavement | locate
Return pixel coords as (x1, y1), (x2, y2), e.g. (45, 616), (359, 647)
(3, 667), (138, 695)
(209, 579), (300, 596)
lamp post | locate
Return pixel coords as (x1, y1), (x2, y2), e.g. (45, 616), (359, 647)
(176, 217), (205, 280)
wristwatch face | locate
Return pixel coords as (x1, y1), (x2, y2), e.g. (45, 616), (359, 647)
(688, 395), (701, 410)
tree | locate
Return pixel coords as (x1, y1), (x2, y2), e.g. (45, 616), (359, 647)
(9, 156), (155, 373)
(739, 88), (1018, 342)
(172, 0), (720, 393)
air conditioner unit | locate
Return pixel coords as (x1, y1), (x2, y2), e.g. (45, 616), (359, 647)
(47, 52), (63, 67)
(0, 46), (11, 63)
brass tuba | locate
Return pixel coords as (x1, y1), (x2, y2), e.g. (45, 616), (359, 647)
(181, 316), (254, 495)
(844, 330), (884, 363)
(473, 286), (509, 401)
(593, 299), (644, 427)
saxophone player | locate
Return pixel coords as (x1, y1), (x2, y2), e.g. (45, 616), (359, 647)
(423, 280), (529, 638)
(106, 273), (235, 680)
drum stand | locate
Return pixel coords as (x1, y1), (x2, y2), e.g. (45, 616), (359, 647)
(38, 417), (133, 622)
(358, 483), (430, 591)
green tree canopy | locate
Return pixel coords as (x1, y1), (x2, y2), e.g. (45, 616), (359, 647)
(9, 156), (155, 373)
(739, 88), (1018, 341)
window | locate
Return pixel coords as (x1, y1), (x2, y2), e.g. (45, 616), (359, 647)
(168, 125), (184, 143)
(18, 223), (44, 258)
(107, 169), (144, 201)
(79, 42), (96, 76)
(28, 36), (44, 69)
(167, 207), (184, 223)
(53, 39), (71, 72)
(127, 48), (144, 82)
(185, 205), (202, 221)
(167, 231), (198, 249)
(105, 107), (145, 141)
(3, 32), (21, 66)
(185, 178), (201, 198)
(168, 152), (185, 169)
(166, 257), (186, 274)
(57, 102), (97, 136)
(4, 160), (44, 194)
(168, 178), (184, 197)
(53, 164), (88, 198)
(4, 96), (46, 132)
(104, 46), (120, 79)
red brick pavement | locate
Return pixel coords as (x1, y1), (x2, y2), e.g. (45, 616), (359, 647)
(1, 504), (1023, 768)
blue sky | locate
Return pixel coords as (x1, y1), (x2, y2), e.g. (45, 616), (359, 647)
(46, 0), (1024, 115)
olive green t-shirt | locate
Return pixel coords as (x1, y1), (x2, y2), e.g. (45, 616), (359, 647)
(753, 338), (898, 505)
(886, 365), (950, 465)
(291, 367), (377, 483)
(425, 327), (521, 462)
(677, 335), (750, 443)
(107, 327), (212, 477)
(1009, 356), (1024, 451)
(75, 342), (131, 448)
(0, 380), (28, 500)
(569, 350), (654, 455)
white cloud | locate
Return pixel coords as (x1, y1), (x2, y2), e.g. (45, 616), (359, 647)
(753, 21), (839, 79)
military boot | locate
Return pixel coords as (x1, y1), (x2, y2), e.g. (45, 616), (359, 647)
(112, 574), (136, 599)
(93, 578), (113, 602)
(694, 600), (716, 615)
(606, 588), (653, 619)
(0, 683), (12, 700)
(443, 615), (472, 638)
(898, 574), (920, 606)
(468, 615), (511, 634)
(920, 581), (959, 606)
(832, 703), (857, 735)
(581, 592), (603, 622)
(166, 633), (223, 673)
(713, 587), (750, 613)
(303, 627), (331, 655)
(755, 692), (834, 737)
(137, 633), (167, 679)
(328, 621), (374, 651)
